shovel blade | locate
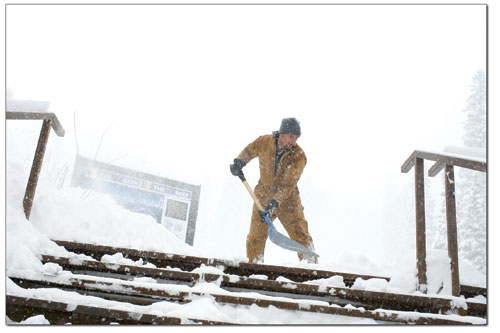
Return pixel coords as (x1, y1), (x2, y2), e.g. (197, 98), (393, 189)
(265, 217), (319, 258)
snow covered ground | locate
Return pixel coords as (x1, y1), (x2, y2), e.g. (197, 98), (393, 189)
(4, 120), (487, 325)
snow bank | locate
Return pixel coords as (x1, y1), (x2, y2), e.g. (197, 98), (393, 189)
(6, 138), (199, 260)
(29, 183), (199, 256)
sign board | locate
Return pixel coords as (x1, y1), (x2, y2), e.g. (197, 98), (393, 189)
(71, 155), (200, 245)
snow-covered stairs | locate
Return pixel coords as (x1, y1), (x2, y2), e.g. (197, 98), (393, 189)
(6, 240), (487, 325)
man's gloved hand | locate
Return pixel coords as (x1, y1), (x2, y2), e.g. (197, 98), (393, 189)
(230, 159), (246, 178)
(258, 199), (279, 223)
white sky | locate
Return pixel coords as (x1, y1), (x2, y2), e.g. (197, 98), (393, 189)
(6, 4), (486, 168)
(4, 2), (492, 265)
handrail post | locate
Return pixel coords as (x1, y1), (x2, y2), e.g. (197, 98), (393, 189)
(445, 164), (460, 296)
(414, 157), (427, 293)
(23, 119), (52, 220)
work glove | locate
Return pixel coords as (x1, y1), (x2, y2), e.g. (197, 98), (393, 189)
(230, 159), (246, 178)
(258, 199), (279, 223)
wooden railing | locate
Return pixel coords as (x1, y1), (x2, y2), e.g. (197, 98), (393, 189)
(401, 149), (486, 296)
(6, 110), (65, 219)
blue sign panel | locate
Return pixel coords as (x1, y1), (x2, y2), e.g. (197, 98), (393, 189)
(71, 155), (200, 245)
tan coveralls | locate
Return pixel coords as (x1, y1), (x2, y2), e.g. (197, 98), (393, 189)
(236, 133), (317, 263)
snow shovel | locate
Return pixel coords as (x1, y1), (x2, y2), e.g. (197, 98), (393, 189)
(236, 173), (319, 259)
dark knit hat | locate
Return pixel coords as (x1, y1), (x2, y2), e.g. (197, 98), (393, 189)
(279, 117), (301, 137)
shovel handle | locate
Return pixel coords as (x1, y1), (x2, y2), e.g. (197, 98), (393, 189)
(242, 180), (265, 211)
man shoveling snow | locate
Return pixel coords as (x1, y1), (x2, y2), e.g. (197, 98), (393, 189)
(230, 117), (318, 264)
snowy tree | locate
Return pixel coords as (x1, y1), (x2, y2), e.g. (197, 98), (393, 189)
(427, 70), (486, 274)
(462, 70), (486, 148)
(456, 70), (487, 274)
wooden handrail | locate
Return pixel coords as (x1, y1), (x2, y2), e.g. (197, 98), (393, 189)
(401, 150), (486, 174)
(6, 109), (65, 219)
(6, 111), (65, 137)
(401, 149), (486, 297)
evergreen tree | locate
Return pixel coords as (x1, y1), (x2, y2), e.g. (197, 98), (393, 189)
(456, 70), (487, 274)
(428, 70), (486, 274)
(462, 70), (486, 148)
